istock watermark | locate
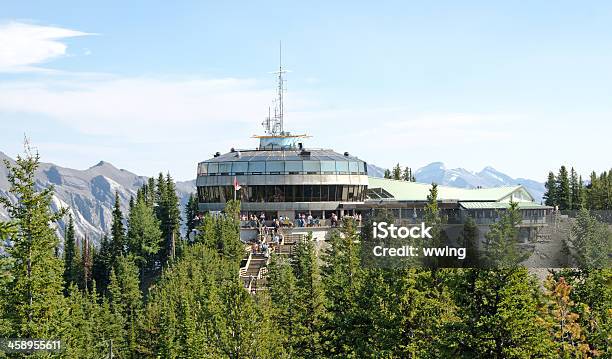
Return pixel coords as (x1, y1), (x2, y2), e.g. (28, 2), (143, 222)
(369, 222), (466, 260)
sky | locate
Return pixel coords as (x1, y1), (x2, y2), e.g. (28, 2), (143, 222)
(0, 1), (611, 181)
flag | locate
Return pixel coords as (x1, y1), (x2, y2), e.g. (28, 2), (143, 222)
(233, 176), (242, 191)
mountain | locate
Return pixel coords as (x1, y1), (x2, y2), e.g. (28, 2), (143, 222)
(0, 152), (544, 245)
(0, 151), (195, 246)
(411, 162), (545, 202)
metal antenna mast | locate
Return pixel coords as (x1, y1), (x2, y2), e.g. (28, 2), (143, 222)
(277, 40), (285, 134)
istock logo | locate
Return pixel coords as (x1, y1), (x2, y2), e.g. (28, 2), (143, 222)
(372, 222), (433, 239)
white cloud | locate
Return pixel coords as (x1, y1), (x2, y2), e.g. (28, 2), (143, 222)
(0, 21), (91, 72)
(0, 76), (274, 142)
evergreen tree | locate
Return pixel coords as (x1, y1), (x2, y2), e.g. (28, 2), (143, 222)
(127, 195), (162, 287)
(483, 201), (529, 268)
(108, 255), (142, 357)
(568, 208), (611, 269)
(110, 191), (126, 266)
(544, 171), (558, 207)
(569, 167), (580, 210)
(267, 255), (299, 354)
(291, 235), (325, 357)
(450, 268), (555, 358)
(0, 148), (67, 338)
(459, 216), (480, 267)
(185, 192), (199, 235)
(557, 166), (571, 210)
(383, 169), (391, 179)
(63, 214), (78, 292)
(401, 166), (416, 181)
(392, 163), (402, 180)
(92, 234), (112, 292)
(157, 173), (181, 263)
(321, 218), (362, 357)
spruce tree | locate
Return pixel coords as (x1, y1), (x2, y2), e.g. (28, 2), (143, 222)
(543, 171), (558, 207)
(451, 268), (555, 357)
(110, 191), (126, 266)
(185, 193), (199, 235)
(321, 218), (362, 357)
(392, 163), (402, 180)
(108, 255), (142, 357)
(557, 166), (571, 210)
(127, 196), (162, 287)
(0, 148), (67, 338)
(483, 201), (529, 267)
(291, 235), (324, 357)
(63, 214), (78, 291)
(570, 167), (580, 210)
(92, 234), (112, 292)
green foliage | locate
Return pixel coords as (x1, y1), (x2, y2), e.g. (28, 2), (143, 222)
(450, 268), (556, 358)
(195, 200), (243, 263)
(383, 168), (391, 179)
(557, 166), (571, 210)
(569, 208), (612, 269)
(110, 191), (126, 266)
(542, 276), (594, 358)
(459, 216), (480, 267)
(0, 150), (67, 338)
(544, 171), (558, 207)
(63, 214), (78, 291)
(321, 218), (363, 357)
(185, 192), (199, 235)
(483, 201), (529, 268)
(127, 195), (162, 286)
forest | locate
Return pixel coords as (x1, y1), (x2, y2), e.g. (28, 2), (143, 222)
(0, 150), (610, 358)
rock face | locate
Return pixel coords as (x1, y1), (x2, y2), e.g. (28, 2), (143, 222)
(0, 151), (195, 246)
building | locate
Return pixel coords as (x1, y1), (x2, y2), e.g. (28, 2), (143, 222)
(195, 59), (552, 232)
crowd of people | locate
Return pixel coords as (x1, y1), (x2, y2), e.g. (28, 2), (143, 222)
(241, 211), (362, 229)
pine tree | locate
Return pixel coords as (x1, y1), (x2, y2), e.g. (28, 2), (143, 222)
(557, 166), (571, 210)
(544, 171), (558, 207)
(0, 148), (67, 338)
(185, 193), (199, 235)
(291, 235), (324, 357)
(127, 195), (162, 287)
(108, 255), (142, 357)
(63, 214), (78, 292)
(157, 173), (181, 263)
(321, 217), (362, 357)
(92, 234), (112, 292)
(483, 201), (529, 267)
(459, 216), (480, 267)
(569, 167), (580, 210)
(110, 191), (126, 266)
(383, 169), (391, 179)
(568, 208), (611, 269)
(450, 268), (555, 358)
(267, 254), (299, 354)
(392, 163), (402, 180)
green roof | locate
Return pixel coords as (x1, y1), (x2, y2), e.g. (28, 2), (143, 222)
(459, 201), (551, 210)
(367, 177), (534, 202)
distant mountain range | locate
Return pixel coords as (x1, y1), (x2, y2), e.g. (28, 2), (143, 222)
(367, 162), (545, 202)
(0, 151), (195, 245)
(0, 152), (543, 245)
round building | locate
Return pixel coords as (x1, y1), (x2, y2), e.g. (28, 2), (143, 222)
(196, 135), (368, 220)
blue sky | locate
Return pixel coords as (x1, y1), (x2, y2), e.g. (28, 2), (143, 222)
(0, 1), (611, 181)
